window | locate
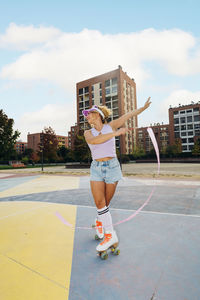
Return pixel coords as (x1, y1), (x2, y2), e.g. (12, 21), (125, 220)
(186, 109), (192, 113)
(99, 83), (102, 89)
(181, 138), (187, 143)
(181, 132), (186, 136)
(195, 130), (200, 136)
(105, 96), (111, 103)
(173, 111), (178, 115)
(79, 88), (83, 95)
(188, 138), (194, 143)
(174, 118), (179, 124)
(112, 95), (118, 101)
(175, 132), (180, 138)
(194, 124), (200, 129)
(99, 90), (102, 96)
(84, 86), (89, 93)
(105, 88), (110, 95)
(112, 101), (118, 108)
(187, 116), (192, 123)
(187, 124), (193, 130)
(188, 145), (194, 150)
(111, 77), (117, 85)
(194, 115), (200, 122)
(188, 131), (194, 136)
(194, 107), (199, 112)
(105, 80), (110, 87)
(181, 125), (186, 130)
(85, 101), (89, 107)
(180, 110), (185, 114)
(180, 117), (186, 123)
(182, 145), (188, 151)
(112, 86), (117, 94)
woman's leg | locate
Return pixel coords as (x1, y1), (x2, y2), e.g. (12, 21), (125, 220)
(90, 180), (113, 233)
(105, 182), (118, 207)
(90, 181), (106, 209)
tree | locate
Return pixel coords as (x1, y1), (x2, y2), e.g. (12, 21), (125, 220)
(192, 139), (200, 156)
(37, 127), (59, 162)
(57, 146), (75, 162)
(74, 131), (91, 162)
(132, 145), (146, 159)
(166, 139), (182, 157)
(0, 109), (20, 161)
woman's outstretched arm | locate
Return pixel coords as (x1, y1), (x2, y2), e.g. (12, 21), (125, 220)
(109, 97), (151, 130)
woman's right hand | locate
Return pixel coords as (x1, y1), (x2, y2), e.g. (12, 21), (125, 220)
(115, 127), (129, 136)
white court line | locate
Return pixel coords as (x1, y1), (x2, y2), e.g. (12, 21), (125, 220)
(74, 203), (200, 219)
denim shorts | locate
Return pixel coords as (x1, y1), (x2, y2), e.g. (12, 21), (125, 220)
(90, 157), (122, 184)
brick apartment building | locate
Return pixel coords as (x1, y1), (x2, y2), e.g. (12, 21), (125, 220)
(137, 124), (170, 153)
(14, 141), (28, 154)
(68, 124), (79, 150)
(27, 133), (68, 152)
(76, 65), (137, 154)
(169, 102), (200, 152)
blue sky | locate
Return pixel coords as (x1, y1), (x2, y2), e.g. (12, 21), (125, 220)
(1, 0), (200, 140)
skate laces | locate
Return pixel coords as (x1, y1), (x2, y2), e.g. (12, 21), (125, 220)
(96, 220), (103, 234)
(100, 233), (112, 245)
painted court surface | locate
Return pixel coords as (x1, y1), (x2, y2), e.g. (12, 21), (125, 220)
(0, 172), (200, 300)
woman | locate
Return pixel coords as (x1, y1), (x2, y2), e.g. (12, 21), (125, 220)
(82, 97), (151, 253)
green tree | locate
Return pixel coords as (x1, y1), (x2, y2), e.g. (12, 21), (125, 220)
(57, 146), (75, 162)
(74, 131), (91, 162)
(0, 109), (20, 161)
(192, 139), (200, 156)
(132, 145), (146, 159)
(37, 126), (59, 162)
(166, 139), (182, 157)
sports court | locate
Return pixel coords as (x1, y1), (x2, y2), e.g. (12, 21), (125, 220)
(0, 172), (200, 300)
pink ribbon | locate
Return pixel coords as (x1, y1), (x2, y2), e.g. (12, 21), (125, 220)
(55, 127), (160, 229)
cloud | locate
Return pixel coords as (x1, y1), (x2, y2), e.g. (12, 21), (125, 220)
(161, 89), (200, 113)
(1, 24), (200, 92)
(15, 103), (75, 141)
(0, 23), (61, 51)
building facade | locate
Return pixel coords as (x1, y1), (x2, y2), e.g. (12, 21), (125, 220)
(14, 141), (28, 154)
(68, 124), (79, 150)
(137, 124), (170, 153)
(169, 102), (200, 152)
(76, 66), (137, 154)
(27, 133), (68, 152)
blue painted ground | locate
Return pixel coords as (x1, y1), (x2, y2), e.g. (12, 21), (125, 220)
(0, 174), (200, 300)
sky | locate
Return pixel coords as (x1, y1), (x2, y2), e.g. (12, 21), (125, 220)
(1, 0), (200, 141)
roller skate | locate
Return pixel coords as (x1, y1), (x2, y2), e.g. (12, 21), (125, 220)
(96, 230), (120, 260)
(92, 218), (104, 240)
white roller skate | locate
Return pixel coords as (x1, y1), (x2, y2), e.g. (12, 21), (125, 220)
(93, 218), (104, 240)
(96, 230), (120, 260)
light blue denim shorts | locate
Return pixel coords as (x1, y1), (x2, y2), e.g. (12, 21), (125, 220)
(90, 157), (123, 184)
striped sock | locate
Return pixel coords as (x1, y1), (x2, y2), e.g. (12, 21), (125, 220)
(97, 206), (113, 232)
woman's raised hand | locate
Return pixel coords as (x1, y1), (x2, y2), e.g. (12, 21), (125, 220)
(143, 97), (151, 110)
(115, 127), (129, 136)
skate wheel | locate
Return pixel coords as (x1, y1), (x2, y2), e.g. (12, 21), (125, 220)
(111, 248), (120, 255)
(95, 234), (100, 240)
(100, 251), (108, 260)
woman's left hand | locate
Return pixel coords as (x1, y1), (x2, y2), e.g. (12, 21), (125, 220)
(143, 97), (151, 110)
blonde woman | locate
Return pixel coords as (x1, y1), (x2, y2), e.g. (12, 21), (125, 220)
(83, 98), (151, 254)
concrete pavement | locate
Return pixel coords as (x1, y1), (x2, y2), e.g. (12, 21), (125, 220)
(0, 169), (200, 300)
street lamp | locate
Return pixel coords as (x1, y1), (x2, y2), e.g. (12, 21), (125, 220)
(41, 131), (44, 172)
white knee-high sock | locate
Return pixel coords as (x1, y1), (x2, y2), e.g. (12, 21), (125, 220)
(97, 206), (113, 233)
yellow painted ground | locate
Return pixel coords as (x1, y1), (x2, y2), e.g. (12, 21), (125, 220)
(0, 175), (80, 198)
(0, 201), (77, 300)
